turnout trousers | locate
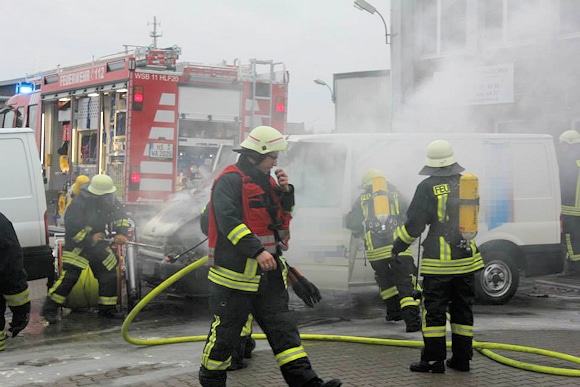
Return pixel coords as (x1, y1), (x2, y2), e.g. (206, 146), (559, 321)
(48, 241), (119, 308)
(199, 268), (318, 387)
(421, 273), (475, 362)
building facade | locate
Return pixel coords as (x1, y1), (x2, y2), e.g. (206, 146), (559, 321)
(391, 0), (580, 137)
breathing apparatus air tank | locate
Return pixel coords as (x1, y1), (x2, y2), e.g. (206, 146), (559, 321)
(371, 175), (390, 229)
(458, 173), (479, 240)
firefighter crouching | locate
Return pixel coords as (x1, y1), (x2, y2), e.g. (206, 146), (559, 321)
(41, 174), (130, 322)
(392, 140), (484, 373)
(345, 169), (421, 332)
(198, 126), (341, 387)
(0, 212), (30, 350)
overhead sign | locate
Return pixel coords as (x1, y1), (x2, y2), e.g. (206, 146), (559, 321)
(433, 63), (514, 106)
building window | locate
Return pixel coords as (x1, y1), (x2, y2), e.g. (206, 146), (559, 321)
(559, 0), (580, 35)
(420, 0), (467, 56)
(483, 0), (544, 45)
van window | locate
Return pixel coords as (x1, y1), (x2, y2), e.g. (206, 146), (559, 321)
(0, 138), (33, 198)
(284, 141), (346, 208)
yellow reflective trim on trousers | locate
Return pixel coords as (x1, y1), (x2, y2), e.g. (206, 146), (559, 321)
(564, 234), (580, 261)
(397, 225), (415, 244)
(50, 292), (67, 304)
(241, 314), (253, 337)
(62, 250), (89, 269)
(422, 325), (446, 338)
(380, 286), (399, 300)
(366, 244), (391, 261)
(4, 288), (30, 307)
(208, 263), (260, 292)
(227, 224), (251, 245)
(102, 249), (118, 271)
(420, 256), (484, 275)
(275, 345), (308, 367)
(0, 330), (5, 351)
(202, 315), (231, 371)
(99, 296), (118, 306)
(451, 323), (474, 337)
(400, 296), (420, 308)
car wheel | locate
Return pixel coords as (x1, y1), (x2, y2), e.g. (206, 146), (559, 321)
(475, 249), (519, 305)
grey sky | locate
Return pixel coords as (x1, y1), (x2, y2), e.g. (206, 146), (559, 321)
(4, 0), (390, 133)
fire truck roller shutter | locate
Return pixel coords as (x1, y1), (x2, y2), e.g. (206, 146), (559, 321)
(178, 87), (242, 122)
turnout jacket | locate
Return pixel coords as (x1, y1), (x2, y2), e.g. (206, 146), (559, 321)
(345, 183), (412, 260)
(393, 174), (484, 276)
(63, 186), (130, 249)
(558, 148), (580, 216)
(0, 212), (30, 316)
(207, 157), (294, 292)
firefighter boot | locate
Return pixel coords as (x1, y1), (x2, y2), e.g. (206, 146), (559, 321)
(446, 357), (470, 372)
(385, 297), (402, 322)
(410, 360), (445, 373)
(304, 377), (343, 387)
(41, 297), (60, 324)
(402, 305), (421, 332)
(199, 366), (226, 387)
(97, 306), (125, 320)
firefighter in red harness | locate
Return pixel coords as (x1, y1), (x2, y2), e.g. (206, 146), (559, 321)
(198, 126), (341, 387)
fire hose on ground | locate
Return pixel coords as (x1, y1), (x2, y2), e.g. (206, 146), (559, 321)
(121, 256), (580, 377)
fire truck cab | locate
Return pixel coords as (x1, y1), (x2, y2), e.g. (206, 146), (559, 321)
(1, 46), (289, 222)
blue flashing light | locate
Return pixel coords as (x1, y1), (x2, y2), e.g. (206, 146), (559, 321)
(16, 82), (35, 94)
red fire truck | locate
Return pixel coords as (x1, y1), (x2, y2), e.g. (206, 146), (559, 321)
(1, 45), (289, 218)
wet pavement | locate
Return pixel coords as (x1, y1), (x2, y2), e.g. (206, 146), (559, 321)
(1, 273), (580, 386)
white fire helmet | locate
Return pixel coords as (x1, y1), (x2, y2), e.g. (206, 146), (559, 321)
(240, 126), (287, 155)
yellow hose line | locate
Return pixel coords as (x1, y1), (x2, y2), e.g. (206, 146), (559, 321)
(121, 256), (580, 376)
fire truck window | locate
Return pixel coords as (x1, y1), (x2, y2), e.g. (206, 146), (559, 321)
(254, 83), (271, 98)
(2, 110), (15, 128)
(16, 107), (24, 127)
(27, 105), (38, 131)
(80, 132), (98, 164)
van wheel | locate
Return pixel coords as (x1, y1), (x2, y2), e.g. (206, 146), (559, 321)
(475, 250), (519, 305)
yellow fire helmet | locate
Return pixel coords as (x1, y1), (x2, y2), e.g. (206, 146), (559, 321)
(559, 129), (580, 144)
(239, 126), (287, 154)
(361, 169), (385, 189)
(88, 174), (116, 196)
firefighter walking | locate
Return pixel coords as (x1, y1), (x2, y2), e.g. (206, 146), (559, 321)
(41, 174), (130, 322)
(0, 212), (30, 351)
(557, 129), (580, 273)
(392, 140), (484, 373)
(345, 169), (421, 332)
(198, 126), (341, 387)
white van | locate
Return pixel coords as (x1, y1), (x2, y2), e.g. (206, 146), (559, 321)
(281, 133), (563, 305)
(0, 128), (54, 283)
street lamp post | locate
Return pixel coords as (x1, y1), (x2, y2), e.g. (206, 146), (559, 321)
(353, 0), (391, 45)
(314, 79), (335, 103)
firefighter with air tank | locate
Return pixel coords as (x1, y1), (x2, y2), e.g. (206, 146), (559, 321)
(392, 139), (483, 373)
(346, 169), (421, 332)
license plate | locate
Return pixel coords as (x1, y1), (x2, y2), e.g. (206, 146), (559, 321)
(149, 143), (173, 159)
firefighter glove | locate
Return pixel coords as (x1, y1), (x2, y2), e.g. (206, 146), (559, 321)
(292, 276), (322, 308)
(9, 302), (31, 338)
(391, 238), (408, 258)
(113, 234), (128, 245)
